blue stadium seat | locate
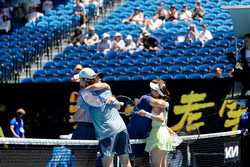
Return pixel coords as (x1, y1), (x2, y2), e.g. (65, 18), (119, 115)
(203, 73), (216, 79)
(197, 64), (210, 73)
(203, 56), (217, 64)
(155, 66), (168, 73)
(33, 70), (46, 78)
(168, 65), (182, 74)
(125, 67), (140, 75)
(162, 57), (174, 65)
(188, 73), (203, 79)
(217, 55), (230, 63)
(103, 76), (116, 81)
(160, 74), (173, 80)
(116, 75), (131, 81)
(189, 56), (202, 64)
(174, 56), (189, 65)
(131, 75), (144, 81)
(182, 65), (197, 74)
(173, 74), (187, 79)
(141, 66), (155, 74)
(143, 74), (158, 81)
(100, 67), (114, 75)
(148, 58), (162, 66)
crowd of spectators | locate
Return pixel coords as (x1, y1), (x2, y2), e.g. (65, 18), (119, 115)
(0, 0), (53, 34)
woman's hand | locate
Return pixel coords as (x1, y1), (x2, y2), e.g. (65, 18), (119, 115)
(137, 109), (146, 117)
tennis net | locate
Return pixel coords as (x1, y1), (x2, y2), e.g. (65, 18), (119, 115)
(0, 130), (242, 167)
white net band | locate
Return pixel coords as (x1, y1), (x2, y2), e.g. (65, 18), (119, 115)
(0, 130), (242, 145)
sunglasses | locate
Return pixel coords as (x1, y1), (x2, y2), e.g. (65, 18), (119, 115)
(80, 78), (92, 82)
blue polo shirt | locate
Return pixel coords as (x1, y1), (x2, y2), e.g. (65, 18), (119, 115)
(10, 117), (25, 138)
(79, 89), (126, 140)
(127, 95), (153, 139)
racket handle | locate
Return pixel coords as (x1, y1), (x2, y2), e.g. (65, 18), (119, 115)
(114, 101), (124, 106)
(113, 100), (124, 110)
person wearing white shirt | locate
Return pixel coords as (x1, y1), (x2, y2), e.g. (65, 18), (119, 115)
(0, 15), (11, 33)
(111, 32), (126, 52)
(179, 5), (192, 22)
(97, 33), (111, 54)
(123, 8), (144, 25)
(124, 35), (136, 54)
(185, 24), (199, 42)
(26, 7), (44, 23)
(198, 24), (213, 44)
(42, 0), (53, 14)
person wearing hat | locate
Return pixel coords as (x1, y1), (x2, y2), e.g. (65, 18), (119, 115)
(124, 35), (136, 53)
(179, 4), (192, 22)
(83, 26), (100, 46)
(77, 68), (132, 167)
(10, 108), (26, 138)
(69, 26), (85, 46)
(166, 5), (178, 21)
(71, 64), (83, 82)
(185, 24), (199, 42)
(141, 30), (161, 51)
(111, 32), (125, 51)
(127, 79), (172, 167)
(97, 32), (111, 54)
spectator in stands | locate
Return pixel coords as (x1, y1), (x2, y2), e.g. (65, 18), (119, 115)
(12, 5), (27, 27)
(214, 67), (222, 78)
(10, 108), (26, 138)
(124, 35), (136, 54)
(111, 32), (125, 52)
(179, 4), (192, 22)
(69, 26), (85, 46)
(166, 5), (178, 22)
(73, 0), (87, 27)
(42, 0), (53, 15)
(0, 14), (11, 34)
(97, 33), (111, 54)
(185, 24), (199, 42)
(26, 6), (44, 23)
(199, 24), (213, 45)
(143, 19), (163, 32)
(192, 1), (205, 21)
(140, 31), (161, 51)
(153, 3), (167, 21)
(78, 68), (132, 167)
(123, 7), (144, 25)
(232, 33), (250, 95)
(71, 64), (83, 82)
(83, 26), (99, 46)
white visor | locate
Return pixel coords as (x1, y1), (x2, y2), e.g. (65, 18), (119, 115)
(150, 82), (165, 97)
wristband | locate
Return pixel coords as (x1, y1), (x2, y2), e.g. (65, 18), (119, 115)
(144, 112), (154, 119)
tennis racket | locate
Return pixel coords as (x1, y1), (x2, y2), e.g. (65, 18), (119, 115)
(178, 124), (200, 144)
(116, 95), (139, 116)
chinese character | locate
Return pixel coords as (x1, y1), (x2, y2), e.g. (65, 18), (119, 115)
(171, 91), (215, 132)
(219, 100), (247, 131)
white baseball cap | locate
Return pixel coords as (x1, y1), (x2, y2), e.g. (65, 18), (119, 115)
(79, 68), (102, 79)
(102, 33), (110, 39)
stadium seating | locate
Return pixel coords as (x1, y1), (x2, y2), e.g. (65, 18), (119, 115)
(18, 0), (250, 82)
